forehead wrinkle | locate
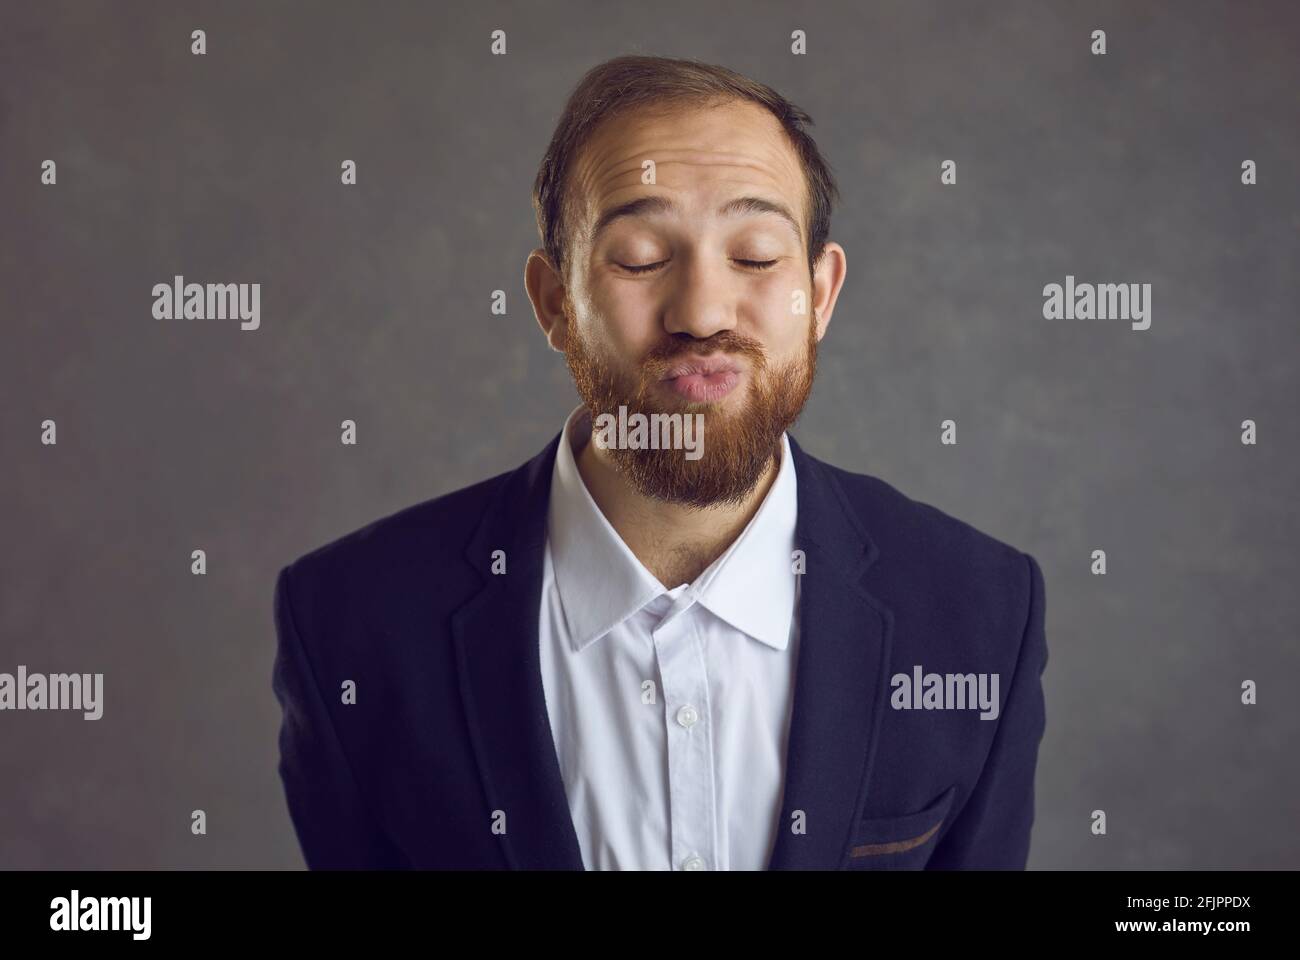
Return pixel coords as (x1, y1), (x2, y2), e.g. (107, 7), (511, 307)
(583, 163), (806, 245)
(586, 192), (803, 242)
(593, 151), (794, 190)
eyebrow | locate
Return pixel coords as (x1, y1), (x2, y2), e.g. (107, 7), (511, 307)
(587, 194), (803, 245)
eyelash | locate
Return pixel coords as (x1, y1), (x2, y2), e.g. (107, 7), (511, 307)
(618, 259), (778, 274)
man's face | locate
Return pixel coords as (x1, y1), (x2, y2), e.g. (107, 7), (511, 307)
(552, 98), (836, 507)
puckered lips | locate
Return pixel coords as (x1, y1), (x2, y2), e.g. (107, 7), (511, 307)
(657, 353), (744, 403)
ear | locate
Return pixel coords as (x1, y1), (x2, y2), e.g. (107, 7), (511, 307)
(524, 248), (570, 352)
(810, 241), (847, 341)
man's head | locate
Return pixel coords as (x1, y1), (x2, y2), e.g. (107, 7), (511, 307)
(525, 55), (847, 508)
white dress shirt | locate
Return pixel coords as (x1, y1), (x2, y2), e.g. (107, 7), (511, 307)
(538, 405), (801, 870)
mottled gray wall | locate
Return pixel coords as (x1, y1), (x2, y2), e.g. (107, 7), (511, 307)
(1, 0), (1295, 869)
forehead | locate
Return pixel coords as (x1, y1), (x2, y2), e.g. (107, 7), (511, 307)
(568, 98), (808, 236)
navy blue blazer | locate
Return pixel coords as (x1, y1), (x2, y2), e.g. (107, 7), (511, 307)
(271, 430), (1048, 870)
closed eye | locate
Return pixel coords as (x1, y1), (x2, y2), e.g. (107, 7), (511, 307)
(614, 259), (779, 275)
(616, 260), (668, 274)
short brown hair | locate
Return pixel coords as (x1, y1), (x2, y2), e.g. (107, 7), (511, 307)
(532, 54), (840, 282)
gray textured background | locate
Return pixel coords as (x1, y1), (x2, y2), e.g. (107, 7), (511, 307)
(1, 0), (1296, 869)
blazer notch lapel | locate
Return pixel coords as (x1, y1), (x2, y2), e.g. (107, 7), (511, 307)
(768, 438), (895, 869)
(451, 433), (586, 870)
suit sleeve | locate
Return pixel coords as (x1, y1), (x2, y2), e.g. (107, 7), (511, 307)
(927, 551), (1048, 869)
(271, 563), (409, 869)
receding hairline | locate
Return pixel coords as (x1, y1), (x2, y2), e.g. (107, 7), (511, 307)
(532, 55), (840, 284)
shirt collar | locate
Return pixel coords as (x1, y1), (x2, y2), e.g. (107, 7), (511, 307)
(546, 404), (798, 654)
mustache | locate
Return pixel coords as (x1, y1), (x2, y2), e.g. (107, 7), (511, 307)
(639, 333), (766, 378)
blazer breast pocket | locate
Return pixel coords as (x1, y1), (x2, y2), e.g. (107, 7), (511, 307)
(844, 785), (958, 870)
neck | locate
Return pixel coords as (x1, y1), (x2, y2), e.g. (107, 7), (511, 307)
(573, 423), (780, 588)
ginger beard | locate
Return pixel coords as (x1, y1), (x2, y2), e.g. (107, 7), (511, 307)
(564, 301), (819, 508)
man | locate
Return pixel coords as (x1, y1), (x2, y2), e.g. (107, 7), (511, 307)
(272, 54), (1048, 870)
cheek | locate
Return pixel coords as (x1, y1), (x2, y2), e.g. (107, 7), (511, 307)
(586, 283), (661, 354)
(746, 279), (810, 350)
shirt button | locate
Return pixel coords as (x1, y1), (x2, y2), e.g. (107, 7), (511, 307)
(675, 704), (699, 728)
(681, 855), (707, 871)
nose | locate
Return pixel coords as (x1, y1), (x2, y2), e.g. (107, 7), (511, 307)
(661, 254), (738, 340)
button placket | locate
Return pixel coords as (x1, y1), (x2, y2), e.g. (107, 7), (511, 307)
(652, 601), (715, 873)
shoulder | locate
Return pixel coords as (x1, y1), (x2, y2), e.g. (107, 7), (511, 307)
(806, 451), (1040, 634)
(276, 467), (511, 611)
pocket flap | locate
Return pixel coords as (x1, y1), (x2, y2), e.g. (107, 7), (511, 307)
(849, 785), (958, 857)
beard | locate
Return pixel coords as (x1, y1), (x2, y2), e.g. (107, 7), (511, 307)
(564, 311), (818, 508)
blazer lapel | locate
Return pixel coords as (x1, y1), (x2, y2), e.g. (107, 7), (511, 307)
(451, 431), (586, 870)
(766, 436), (894, 869)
